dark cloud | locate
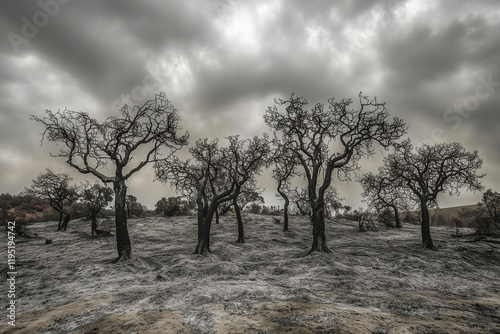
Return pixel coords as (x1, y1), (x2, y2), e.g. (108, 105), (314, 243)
(0, 0), (498, 209)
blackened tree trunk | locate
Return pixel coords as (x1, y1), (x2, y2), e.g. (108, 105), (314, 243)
(296, 200), (310, 218)
(114, 179), (131, 261)
(60, 214), (71, 231)
(234, 198), (244, 243)
(195, 199), (204, 253)
(308, 205), (331, 254)
(57, 207), (71, 231)
(393, 206), (402, 228)
(57, 211), (64, 231)
(420, 200), (435, 250)
(215, 207), (220, 224)
(277, 182), (290, 232)
(195, 206), (216, 254)
(91, 212), (98, 236)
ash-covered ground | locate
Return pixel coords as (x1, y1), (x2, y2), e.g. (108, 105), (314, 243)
(3, 214), (500, 333)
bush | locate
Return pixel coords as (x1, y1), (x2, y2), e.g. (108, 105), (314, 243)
(474, 189), (500, 236)
(155, 197), (194, 217)
(378, 208), (395, 227)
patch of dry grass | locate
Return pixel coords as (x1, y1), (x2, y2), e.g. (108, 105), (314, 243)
(2, 214), (500, 333)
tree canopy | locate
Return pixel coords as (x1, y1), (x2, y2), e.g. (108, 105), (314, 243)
(381, 139), (484, 249)
(264, 92), (407, 253)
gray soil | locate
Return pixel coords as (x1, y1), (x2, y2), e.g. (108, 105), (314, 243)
(2, 214), (500, 333)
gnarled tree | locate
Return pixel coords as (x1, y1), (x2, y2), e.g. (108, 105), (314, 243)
(272, 147), (295, 231)
(79, 181), (113, 236)
(156, 138), (218, 253)
(359, 172), (412, 228)
(383, 140), (484, 249)
(26, 169), (78, 231)
(31, 93), (188, 261)
(226, 135), (270, 244)
(264, 92), (406, 254)
(156, 135), (269, 253)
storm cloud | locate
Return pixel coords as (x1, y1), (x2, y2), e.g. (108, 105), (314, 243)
(1, 0), (499, 209)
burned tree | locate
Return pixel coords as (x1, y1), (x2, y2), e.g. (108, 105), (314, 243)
(292, 187), (312, 219)
(156, 135), (269, 253)
(226, 136), (270, 244)
(26, 169), (78, 231)
(215, 180), (263, 225)
(359, 172), (411, 228)
(272, 147), (295, 231)
(156, 138), (215, 252)
(264, 92), (406, 254)
(383, 140), (484, 249)
(79, 181), (113, 236)
(292, 186), (341, 221)
(31, 93), (188, 261)
(237, 181), (265, 214)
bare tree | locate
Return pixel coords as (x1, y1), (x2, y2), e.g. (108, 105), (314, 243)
(31, 93), (188, 261)
(215, 180), (263, 225)
(383, 140), (484, 249)
(156, 135), (269, 253)
(237, 181), (265, 212)
(264, 93), (406, 254)
(156, 138), (218, 253)
(359, 172), (412, 228)
(25, 169), (78, 231)
(79, 181), (113, 236)
(226, 135), (270, 244)
(292, 187), (312, 218)
(272, 147), (295, 231)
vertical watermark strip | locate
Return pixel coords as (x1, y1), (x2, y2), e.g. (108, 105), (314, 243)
(6, 221), (17, 326)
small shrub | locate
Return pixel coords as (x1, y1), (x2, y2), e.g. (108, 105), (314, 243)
(378, 208), (395, 228)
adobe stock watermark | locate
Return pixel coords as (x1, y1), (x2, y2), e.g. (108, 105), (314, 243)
(7, 0), (72, 54)
(6, 222), (17, 327)
(414, 73), (500, 147)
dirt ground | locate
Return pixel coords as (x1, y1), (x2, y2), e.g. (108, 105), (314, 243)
(2, 214), (500, 333)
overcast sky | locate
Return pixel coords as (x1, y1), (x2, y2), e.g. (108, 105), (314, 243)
(1, 0), (499, 210)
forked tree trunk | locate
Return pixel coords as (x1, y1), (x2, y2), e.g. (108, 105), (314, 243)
(195, 206), (216, 254)
(60, 214), (71, 231)
(420, 201), (435, 250)
(114, 179), (132, 261)
(308, 205), (331, 254)
(234, 198), (244, 243)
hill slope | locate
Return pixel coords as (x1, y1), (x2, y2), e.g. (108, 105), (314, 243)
(3, 215), (500, 333)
